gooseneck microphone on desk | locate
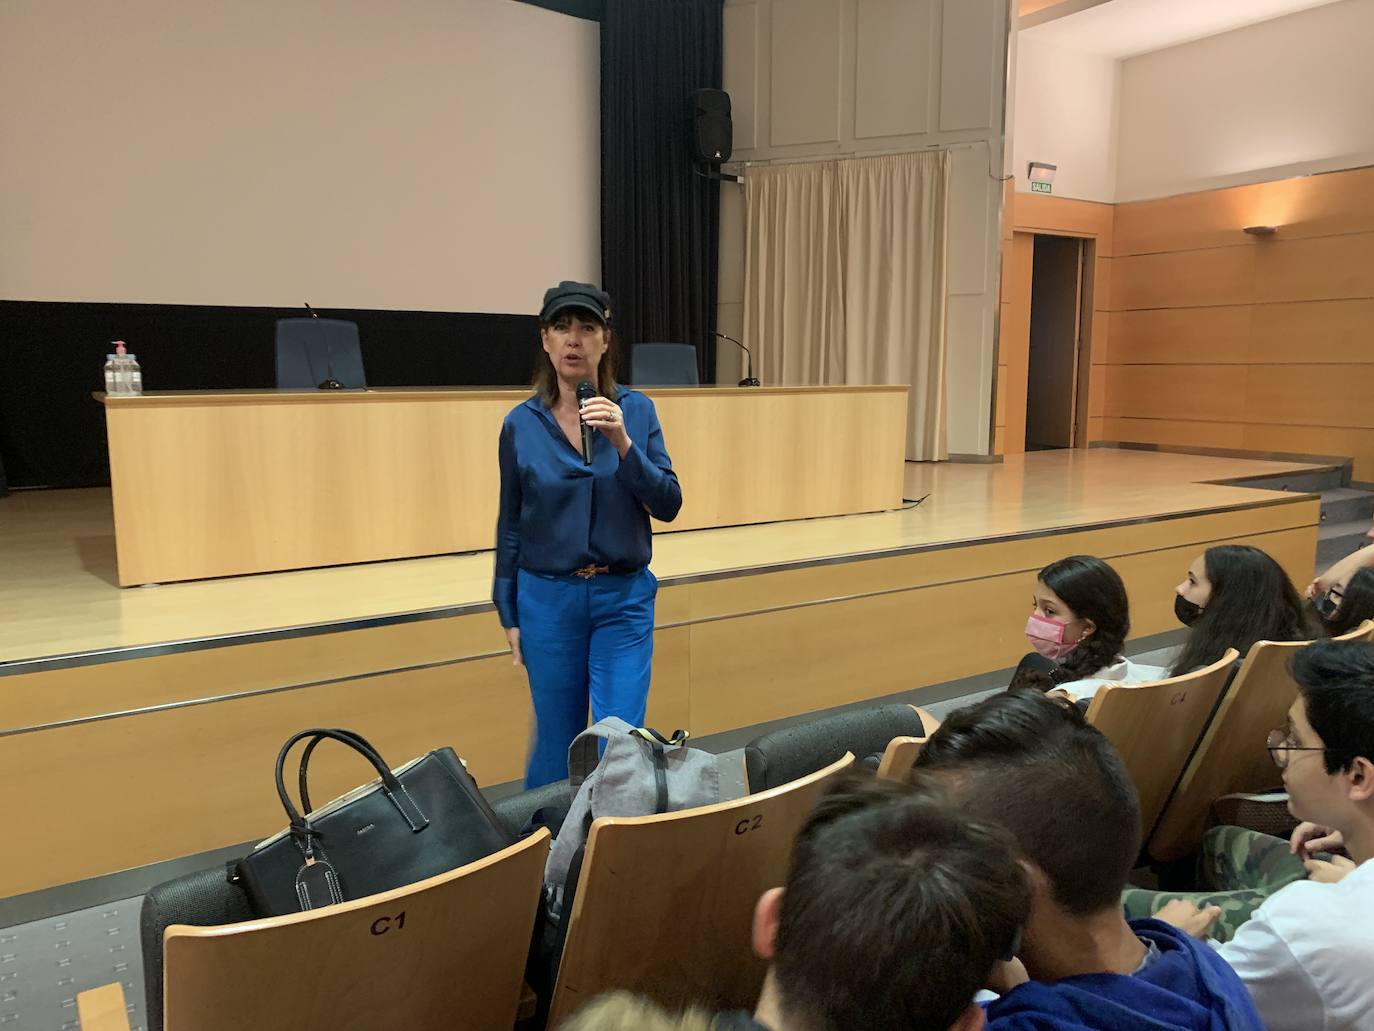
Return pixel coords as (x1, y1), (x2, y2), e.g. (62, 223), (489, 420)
(305, 301), (345, 390)
(713, 332), (761, 387)
(576, 379), (597, 465)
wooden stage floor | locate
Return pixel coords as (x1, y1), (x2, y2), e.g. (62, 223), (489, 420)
(0, 447), (1330, 666)
(0, 446), (1331, 896)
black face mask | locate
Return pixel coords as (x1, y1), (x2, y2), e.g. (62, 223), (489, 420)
(1174, 593), (1204, 627)
(1312, 591), (1338, 621)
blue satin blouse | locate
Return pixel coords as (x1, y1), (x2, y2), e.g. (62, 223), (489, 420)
(492, 388), (681, 628)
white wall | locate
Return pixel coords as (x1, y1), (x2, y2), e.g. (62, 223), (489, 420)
(720, 0), (1010, 456)
(0, 0), (600, 313)
(1116, 0), (1374, 201)
(1011, 34), (1119, 203)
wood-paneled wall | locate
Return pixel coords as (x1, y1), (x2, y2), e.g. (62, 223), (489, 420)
(1104, 166), (1374, 480)
(996, 166), (1374, 476)
(995, 188), (1114, 454)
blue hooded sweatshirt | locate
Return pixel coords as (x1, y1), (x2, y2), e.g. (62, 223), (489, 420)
(985, 920), (1263, 1031)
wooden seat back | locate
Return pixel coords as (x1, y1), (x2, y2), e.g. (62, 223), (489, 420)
(1085, 649), (1238, 837)
(154, 830), (549, 1031)
(547, 753), (854, 1027)
(1150, 621), (1374, 860)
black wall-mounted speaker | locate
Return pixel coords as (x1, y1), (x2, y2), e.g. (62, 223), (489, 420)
(691, 88), (733, 165)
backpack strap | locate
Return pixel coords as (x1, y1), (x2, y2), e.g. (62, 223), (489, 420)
(629, 727), (689, 813)
(630, 727), (689, 748)
(567, 716), (636, 790)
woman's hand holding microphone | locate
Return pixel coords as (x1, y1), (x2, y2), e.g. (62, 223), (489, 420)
(579, 396), (632, 457)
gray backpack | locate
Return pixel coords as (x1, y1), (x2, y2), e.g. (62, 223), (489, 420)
(544, 717), (748, 895)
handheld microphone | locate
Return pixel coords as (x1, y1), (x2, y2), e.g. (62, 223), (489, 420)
(305, 301), (344, 390)
(576, 380), (597, 465)
(713, 332), (761, 387)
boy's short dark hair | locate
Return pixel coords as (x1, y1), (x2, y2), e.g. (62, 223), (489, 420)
(1291, 639), (1374, 773)
(914, 690), (1141, 915)
(773, 772), (1030, 1031)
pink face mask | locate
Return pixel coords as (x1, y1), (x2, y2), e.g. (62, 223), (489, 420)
(1025, 613), (1078, 661)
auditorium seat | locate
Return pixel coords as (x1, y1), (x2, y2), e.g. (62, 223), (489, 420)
(490, 777), (572, 838)
(544, 753), (853, 1028)
(876, 735), (928, 780)
(138, 864), (255, 1031)
(1084, 650), (1238, 840)
(631, 343), (700, 386)
(82, 830), (550, 1031)
(743, 703), (936, 792)
(1149, 620), (1374, 862)
(274, 317), (367, 389)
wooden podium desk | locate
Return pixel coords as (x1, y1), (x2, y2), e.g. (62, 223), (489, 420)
(96, 386), (908, 586)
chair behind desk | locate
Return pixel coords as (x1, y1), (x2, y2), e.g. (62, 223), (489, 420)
(275, 317), (367, 389)
(1084, 650), (1238, 839)
(81, 830), (550, 1031)
(546, 753), (854, 1027)
(631, 344), (699, 386)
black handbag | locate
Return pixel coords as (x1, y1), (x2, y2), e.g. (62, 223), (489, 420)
(233, 728), (513, 916)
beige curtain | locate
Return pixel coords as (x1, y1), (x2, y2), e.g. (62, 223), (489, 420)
(743, 151), (950, 461)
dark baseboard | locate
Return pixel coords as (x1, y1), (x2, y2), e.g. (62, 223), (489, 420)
(1090, 440), (1352, 482)
(943, 452), (1004, 464)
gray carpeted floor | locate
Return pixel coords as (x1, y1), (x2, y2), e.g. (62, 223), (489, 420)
(0, 898), (146, 1030)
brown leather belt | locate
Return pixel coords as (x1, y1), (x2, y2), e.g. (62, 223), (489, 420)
(572, 564), (611, 580)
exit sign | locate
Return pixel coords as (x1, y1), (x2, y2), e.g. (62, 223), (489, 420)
(1030, 180), (1052, 194)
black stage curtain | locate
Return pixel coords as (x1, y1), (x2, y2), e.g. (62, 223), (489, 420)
(601, 0), (723, 384)
(516, 0), (604, 20)
(0, 301), (541, 490)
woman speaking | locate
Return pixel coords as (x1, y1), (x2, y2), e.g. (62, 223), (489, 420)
(493, 281), (683, 787)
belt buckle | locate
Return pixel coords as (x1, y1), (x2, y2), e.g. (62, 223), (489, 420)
(573, 564), (609, 580)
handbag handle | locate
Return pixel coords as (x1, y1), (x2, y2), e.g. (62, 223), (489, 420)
(296, 728), (385, 815)
(274, 728), (429, 855)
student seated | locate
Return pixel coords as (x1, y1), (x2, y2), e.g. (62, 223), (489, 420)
(1313, 567), (1374, 638)
(1154, 640), (1374, 1031)
(1169, 544), (1312, 677)
(913, 691), (1263, 1031)
(1008, 555), (1164, 702)
(1120, 821), (1313, 945)
(561, 772), (1031, 1031)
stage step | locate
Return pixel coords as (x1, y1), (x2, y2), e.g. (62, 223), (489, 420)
(1317, 517), (1373, 572)
(1226, 467), (1369, 574)
(1230, 466), (1349, 495)
(1319, 486), (1374, 528)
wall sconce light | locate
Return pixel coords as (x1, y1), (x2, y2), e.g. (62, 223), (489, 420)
(1242, 225), (1278, 237)
(1028, 161), (1057, 195)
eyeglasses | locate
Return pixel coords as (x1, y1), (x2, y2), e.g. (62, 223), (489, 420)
(1266, 728), (1333, 770)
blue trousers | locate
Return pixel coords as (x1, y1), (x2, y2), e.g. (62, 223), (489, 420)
(517, 568), (657, 788)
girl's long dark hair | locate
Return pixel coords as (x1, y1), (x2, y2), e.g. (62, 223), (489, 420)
(532, 308), (620, 408)
(1010, 555), (1130, 692)
(1324, 568), (1374, 639)
(1169, 544), (1313, 676)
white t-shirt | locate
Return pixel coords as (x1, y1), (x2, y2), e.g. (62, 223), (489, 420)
(1217, 856), (1374, 1030)
(1058, 657), (1168, 702)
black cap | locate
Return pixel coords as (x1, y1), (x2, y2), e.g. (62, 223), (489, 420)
(540, 280), (612, 325)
